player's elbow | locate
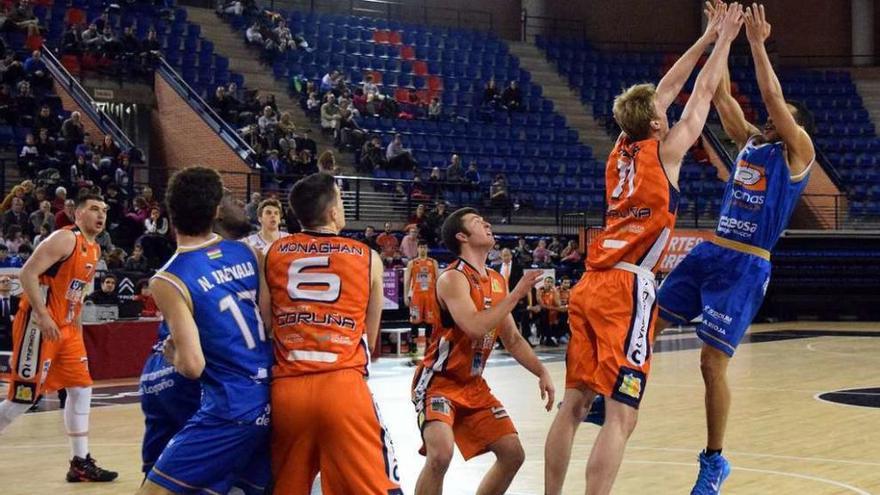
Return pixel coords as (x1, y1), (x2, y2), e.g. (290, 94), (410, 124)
(176, 354), (205, 379)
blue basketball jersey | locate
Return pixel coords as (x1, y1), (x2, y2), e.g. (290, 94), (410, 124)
(715, 136), (811, 251)
(154, 236), (272, 422)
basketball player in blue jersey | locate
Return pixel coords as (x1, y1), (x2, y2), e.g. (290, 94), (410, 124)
(139, 191), (253, 476)
(653, 5), (815, 494)
(137, 167), (273, 495)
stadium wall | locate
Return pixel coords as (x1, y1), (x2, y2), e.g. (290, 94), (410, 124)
(149, 73), (257, 197)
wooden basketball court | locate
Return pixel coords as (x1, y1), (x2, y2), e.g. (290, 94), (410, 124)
(1, 323), (878, 494)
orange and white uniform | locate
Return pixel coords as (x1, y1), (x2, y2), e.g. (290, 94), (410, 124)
(567, 135), (679, 408)
(267, 232), (401, 495)
(411, 258), (516, 460)
(7, 226), (100, 403)
(539, 287), (559, 325)
(408, 257), (439, 325)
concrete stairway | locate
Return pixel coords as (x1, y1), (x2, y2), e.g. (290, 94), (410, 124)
(184, 7), (355, 171)
(852, 68), (880, 130)
(507, 41), (613, 159)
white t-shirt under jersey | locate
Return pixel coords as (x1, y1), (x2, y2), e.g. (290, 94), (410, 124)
(244, 231), (288, 254)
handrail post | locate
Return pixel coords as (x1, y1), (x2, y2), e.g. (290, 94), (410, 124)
(355, 179), (362, 221)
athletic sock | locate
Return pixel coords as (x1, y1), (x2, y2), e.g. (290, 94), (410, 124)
(64, 387), (92, 459)
(705, 448), (722, 457)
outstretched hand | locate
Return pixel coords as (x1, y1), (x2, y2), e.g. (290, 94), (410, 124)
(716, 2), (745, 43)
(744, 3), (771, 44)
(701, 1), (726, 43)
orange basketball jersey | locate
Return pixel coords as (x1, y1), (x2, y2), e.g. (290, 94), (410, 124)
(266, 232), (373, 378)
(540, 288), (559, 323)
(588, 135), (679, 274)
(415, 259), (507, 393)
(408, 258), (438, 296)
(558, 287), (571, 306)
(18, 226), (100, 327)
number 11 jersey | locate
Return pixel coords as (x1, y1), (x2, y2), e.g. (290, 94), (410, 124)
(153, 236), (272, 422)
(266, 232), (373, 378)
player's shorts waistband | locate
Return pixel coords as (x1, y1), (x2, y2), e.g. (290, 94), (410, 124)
(711, 236), (771, 261)
(612, 262), (657, 281)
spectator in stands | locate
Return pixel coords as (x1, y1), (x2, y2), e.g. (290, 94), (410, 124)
(0, 54), (24, 87)
(376, 222), (400, 264)
(359, 135), (386, 172)
(278, 111), (296, 136)
(18, 133), (39, 177)
(86, 274), (119, 305)
(490, 173), (510, 207)
(140, 28), (161, 67)
(362, 225), (379, 251)
(32, 223), (49, 246)
(24, 50), (52, 89)
(445, 154), (464, 183)
(464, 161), (481, 189)
(362, 74), (379, 97)
(14, 80), (35, 126)
(0, 243), (21, 268)
(532, 239), (555, 266)
(305, 91), (320, 119)
(51, 186), (66, 212)
(124, 243), (149, 273)
(515, 236), (533, 265)
(54, 199), (75, 228)
(7, 0), (41, 37)
(482, 78), (501, 107)
(488, 242), (502, 265)
(424, 167), (442, 196)
(61, 111), (85, 151)
(210, 85), (233, 122)
(245, 192), (261, 224)
(317, 150), (338, 175)
(0, 186), (23, 213)
(320, 70), (339, 94)
(0, 275), (19, 350)
(386, 133), (416, 170)
(34, 104), (59, 136)
(1, 197), (28, 235)
(559, 239), (582, 265)
(424, 201), (448, 245)
(502, 80), (522, 112)
(1, 225), (28, 254)
(81, 23), (101, 51)
(400, 227), (419, 261)
(141, 186), (158, 209)
(35, 128), (59, 169)
(92, 10), (110, 32)
(428, 97), (442, 121)
(28, 200), (53, 236)
(320, 94), (341, 133)
(143, 206), (168, 236)
(105, 246), (124, 269)
(258, 105), (278, 138)
(100, 26), (121, 58)
(0, 84), (13, 124)
(98, 135), (119, 167)
(246, 21), (264, 45)
(287, 149), (317, 178)
(547, 236), (563, 258)
(408, 203), (427, 228)
(20, 180), (37, 212)
(104, 184), (123, 228)
(120, 26), (141, 62)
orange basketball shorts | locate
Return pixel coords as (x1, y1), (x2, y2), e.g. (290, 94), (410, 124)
(413, 373), (517, 460)
(271, 368), (402, 495)
(409, 292), (438, 325)
(566, 269), (657, 409)
(7, 310), (92, 403)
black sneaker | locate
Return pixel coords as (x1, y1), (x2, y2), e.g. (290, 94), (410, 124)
(66, 454), (118, 482)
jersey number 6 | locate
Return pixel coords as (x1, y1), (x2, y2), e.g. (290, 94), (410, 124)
(287, 256), (341, 302)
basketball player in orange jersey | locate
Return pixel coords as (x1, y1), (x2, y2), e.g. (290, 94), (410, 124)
(556, 277), (572, 341)
(404, 240), (439, 355)
(543, 3), (744, 494)
(537, 276), (562, 346)
(266, 172), (402, 494)
(0, 193), (117, 483)
(412, 207), (553, 495)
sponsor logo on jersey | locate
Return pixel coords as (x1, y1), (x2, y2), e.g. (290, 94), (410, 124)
(430, 396), (451, 415)
(703, 305), (733, 325)
(491, 406), (509, 419)
(491, 278), (502, 294)
(606, 206), (652, 220)
(17, 326), (40, 380)
(733, 161), (767, 191)
(717, 215), (759, 239)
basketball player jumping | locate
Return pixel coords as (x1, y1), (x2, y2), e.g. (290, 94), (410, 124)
(543, 3), (744, 494)
(654, 4), (815, 493)
(0, 193), (117, 483)
(412, 207), (552, 495)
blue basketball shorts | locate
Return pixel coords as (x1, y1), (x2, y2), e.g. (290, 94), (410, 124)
(657, 241), (771, 357)
(139, 352), (201, 473)
(146, 407), (271, 495)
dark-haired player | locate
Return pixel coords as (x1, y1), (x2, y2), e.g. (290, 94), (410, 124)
(138, 167), (272, 495)
(0, 193), (117, 482)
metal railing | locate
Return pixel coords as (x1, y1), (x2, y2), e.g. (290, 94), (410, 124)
(41, 46), (141, 160)
(266, 0), (493, 33)
(154, 57), (261, 169)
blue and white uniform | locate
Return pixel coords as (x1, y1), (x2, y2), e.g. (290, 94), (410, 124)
(145, 236), (273, 494)
(658, 136), (812, 355)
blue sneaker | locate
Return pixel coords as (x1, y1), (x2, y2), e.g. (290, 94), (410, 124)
(583, 395), (605, 426)
(690, 451), (731, 495)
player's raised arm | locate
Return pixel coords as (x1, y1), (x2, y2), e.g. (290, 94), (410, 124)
(437, 269), (541, 340)
(366, 250), (385, 352)
(150, 276), (205, 379)
(714, 63), (761, 148)
(655, 1), (725, 111)
(745, 3), (814, 174)
(660, 3), (744, 183)
(18, 229), (76, 341)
